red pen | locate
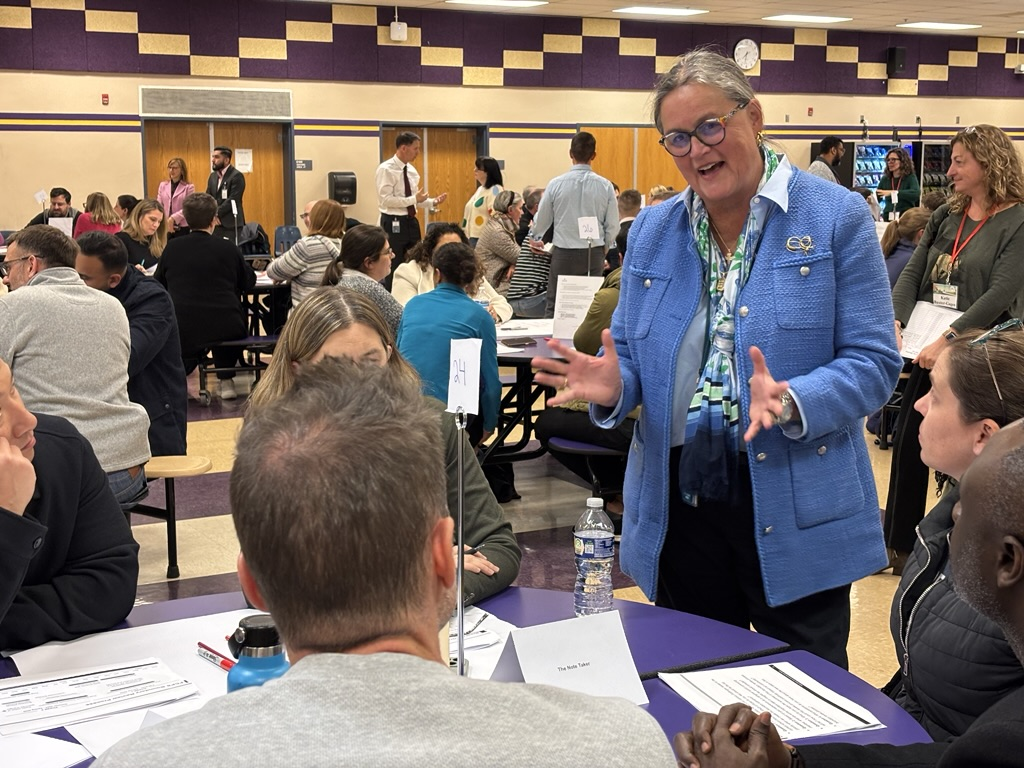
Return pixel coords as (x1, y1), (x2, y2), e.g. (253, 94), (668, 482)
(197, 642), (235, 671)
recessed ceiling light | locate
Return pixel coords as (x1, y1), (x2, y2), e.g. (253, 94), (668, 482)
(762, 14), (852, 23)
(896, 21), (981, 31)
(613, 6), (709, 16)
(445, 0), (548, 6)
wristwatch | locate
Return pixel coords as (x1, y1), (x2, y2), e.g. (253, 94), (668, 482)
(944, 328), (958, 342)
(787, 744), (805, 768)
(778, 391), (796, 425)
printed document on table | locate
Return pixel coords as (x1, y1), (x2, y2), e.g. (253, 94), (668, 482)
(497, 318), (554, 338)
(901, 301), (963, 360)
(659, 662), (883, 741)
(0, 658), (197, 736)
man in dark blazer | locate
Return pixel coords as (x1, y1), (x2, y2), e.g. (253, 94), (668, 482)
(75, 231), (187, 455)
(206, 146), (246, 244)
(155, 193), (255, 401)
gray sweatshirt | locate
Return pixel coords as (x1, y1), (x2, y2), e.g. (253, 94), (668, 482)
(0, 267), (151, 471)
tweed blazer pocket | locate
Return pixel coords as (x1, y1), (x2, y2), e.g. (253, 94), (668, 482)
(789, 427), (865, 528)
(624, 270), (671, 340)
(771, 248), (835, 330)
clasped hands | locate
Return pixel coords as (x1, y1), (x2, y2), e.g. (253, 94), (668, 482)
(675, 703), (793, 768)
(531, 332), (790, 442)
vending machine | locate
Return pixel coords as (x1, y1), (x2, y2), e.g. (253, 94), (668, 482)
(911, 142), (952, 199)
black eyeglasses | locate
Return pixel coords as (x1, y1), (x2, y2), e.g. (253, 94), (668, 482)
(0, 256), (30, 278)
(659, 102), (749, 158)
(968, 318), (1024, 420)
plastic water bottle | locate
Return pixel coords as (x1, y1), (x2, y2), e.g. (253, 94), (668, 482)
(574, 497), (615, 616)
(226, 613), (290, 693)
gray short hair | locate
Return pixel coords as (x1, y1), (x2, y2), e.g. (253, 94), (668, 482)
(652, 47), (756, 133)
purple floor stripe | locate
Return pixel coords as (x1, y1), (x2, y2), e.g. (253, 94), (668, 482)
(130, 472), (231, 525)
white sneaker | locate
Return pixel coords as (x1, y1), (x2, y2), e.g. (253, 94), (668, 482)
(220, 379), (237, 400)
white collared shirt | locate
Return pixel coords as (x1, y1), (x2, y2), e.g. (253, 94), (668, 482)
(376, 155), (435, 215)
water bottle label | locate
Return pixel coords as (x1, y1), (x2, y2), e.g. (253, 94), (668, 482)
(574, 534), (614, 559)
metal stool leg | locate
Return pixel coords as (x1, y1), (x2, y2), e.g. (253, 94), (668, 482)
(164, 478), (180, 579)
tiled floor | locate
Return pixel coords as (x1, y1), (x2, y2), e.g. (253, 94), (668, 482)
(135, 376), (915, 688)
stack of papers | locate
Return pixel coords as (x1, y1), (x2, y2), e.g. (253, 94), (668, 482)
(659, 662), (883, 741)
(0, 658), (196, 736)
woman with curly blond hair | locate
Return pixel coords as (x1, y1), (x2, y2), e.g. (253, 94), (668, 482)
(887, 124), (1024, 565)
(877, 146), (920, 220)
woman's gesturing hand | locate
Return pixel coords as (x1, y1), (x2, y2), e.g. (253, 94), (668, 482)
(531, 329), (623, 408)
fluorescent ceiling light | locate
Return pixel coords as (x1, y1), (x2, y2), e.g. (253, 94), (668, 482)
(762, 14), (851, 23)
(896, 21), (981, 30)
(613, 7), (709, 16)
(445, 0), (548, 6)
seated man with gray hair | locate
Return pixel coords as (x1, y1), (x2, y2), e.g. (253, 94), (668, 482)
(97, 358), (675, 767)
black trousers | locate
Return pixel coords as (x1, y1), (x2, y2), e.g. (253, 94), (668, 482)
(883, 364), (933, 553)
(380, 213), (421, 292)
(183, 348), (240, 381)
(534, 407), (633, 493)
(659, 448), (852, 669)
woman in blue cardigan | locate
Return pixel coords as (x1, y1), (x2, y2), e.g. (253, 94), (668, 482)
(533, 49), (903, 668)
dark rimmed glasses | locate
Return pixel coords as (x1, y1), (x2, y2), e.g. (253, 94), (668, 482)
(968, 318), (1024, 420)
(0, 256), (30, 278)
(658, 102), (749, 158)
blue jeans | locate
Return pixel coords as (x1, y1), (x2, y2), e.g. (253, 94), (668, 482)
(509, 292), (548, 318)
(108, 467), (149, 511)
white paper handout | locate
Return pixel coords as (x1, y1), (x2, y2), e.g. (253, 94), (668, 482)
(490, 610), (648, 705)
(48, 217), (73, 237)
(900, 300), (963, 360)
(0, 658), (197, 736)
(553, 275), (604, 340)
(659, 661), (883, 741)
(0, 731), (91, 768)
(496, 318), (554, 338)
(446, 337), (482, 415)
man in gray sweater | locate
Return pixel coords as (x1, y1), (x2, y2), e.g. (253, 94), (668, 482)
(0, 225), (151, 508)
(96, 359), (676, 768)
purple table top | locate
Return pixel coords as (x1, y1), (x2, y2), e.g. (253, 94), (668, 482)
(480, 587), (784, 676)
(480, 588), (930, 747)
(497, 335), (567, 363)
(7, 588), (930, 755)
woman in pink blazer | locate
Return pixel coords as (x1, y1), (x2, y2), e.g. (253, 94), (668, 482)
(156, 157), (195, 233)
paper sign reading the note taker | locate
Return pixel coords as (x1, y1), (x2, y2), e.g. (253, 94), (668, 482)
(577, 216), (599, 240)
(446, 338), (482, 415)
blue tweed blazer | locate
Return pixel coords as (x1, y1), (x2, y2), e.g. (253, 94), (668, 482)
(597, 169), (903, 605)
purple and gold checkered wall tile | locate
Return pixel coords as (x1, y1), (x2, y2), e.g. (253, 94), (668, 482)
(0, 1), (1021, 97)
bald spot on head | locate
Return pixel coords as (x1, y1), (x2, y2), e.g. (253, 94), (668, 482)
(968, 420), (1024, 534)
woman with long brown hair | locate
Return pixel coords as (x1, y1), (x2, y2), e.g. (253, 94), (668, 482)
(880, 206), (930, 289)
(116, 199), (168, 269)
(888, 124), (1024, 566)
(877, 146), (920, 221)
(248, 287), (520, 604)
(72, 192), (122, 238)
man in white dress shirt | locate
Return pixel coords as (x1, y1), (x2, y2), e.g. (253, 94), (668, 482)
(375, 132), (447, 290)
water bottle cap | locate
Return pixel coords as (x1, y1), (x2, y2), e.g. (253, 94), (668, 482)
(586, 497), (604, 508)
(228, 614), (283, 658)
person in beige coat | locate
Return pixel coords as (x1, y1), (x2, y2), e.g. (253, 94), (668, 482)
(476, 190), (522, 296)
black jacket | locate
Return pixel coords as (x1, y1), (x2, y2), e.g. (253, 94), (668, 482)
(155, 230), (256, 355)
(26, 208), (81, 230)
(0, 414), (139, 651)
(889, 487), (1024, 740)
(797, 685), (1024, 767)
(110, 267), (188, 456)
(206, 165), (246, 229)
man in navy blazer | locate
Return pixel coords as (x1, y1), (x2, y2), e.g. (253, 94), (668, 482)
(206, 146), (246, 243)
(76, 231), (187, 455)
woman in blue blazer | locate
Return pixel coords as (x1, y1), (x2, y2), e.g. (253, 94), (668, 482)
(533, 49), (902, 668)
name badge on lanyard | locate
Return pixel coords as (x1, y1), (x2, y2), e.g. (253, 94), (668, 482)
(933, 282), (958, 309)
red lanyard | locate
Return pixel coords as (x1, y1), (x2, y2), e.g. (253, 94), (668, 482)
(893, 175), (903, 192)
(949, 211), (990, 271)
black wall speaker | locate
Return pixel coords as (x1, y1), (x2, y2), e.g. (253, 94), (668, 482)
(328, 171), (357, 205)
(886, 47), (906, 78)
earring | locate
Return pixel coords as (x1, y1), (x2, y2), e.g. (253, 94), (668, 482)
(756, 131), (765, 147)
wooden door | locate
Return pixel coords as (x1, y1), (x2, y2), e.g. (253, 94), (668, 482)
(581, 126), (635, 193)
(213, 122), (286, 234)
(637, 126), (687, 199)
(143, 121), (211, 203)
(424, 126), (479, 227)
